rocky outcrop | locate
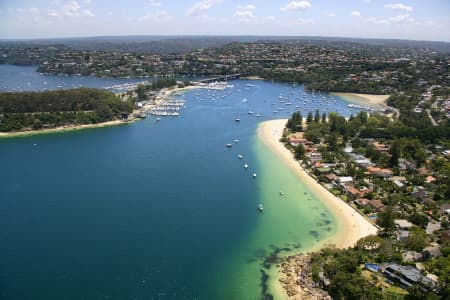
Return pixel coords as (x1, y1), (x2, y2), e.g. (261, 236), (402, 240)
(278, 254), (331, 300)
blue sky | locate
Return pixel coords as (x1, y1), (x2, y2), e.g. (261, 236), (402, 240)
(0, 0), (449, 41)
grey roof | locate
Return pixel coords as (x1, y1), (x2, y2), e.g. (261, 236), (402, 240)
(383, 263), (436, 289)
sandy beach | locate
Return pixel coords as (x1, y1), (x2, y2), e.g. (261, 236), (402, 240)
(0, 119), (130, 138)
(332, 92), (390, 108)
(258, 119), (378, 299)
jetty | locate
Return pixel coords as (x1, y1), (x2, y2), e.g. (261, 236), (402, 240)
(149, 99), (185, 116)
(195, 73), (241, 84)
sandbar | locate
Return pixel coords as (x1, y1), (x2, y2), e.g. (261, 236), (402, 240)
(332, 92), (390, 108)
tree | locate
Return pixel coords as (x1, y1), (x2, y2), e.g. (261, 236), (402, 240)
(314, 109), (320, 123)
(408, 211), (429, 227)
(136, 84), (148, 101)
(286, 111), (303, 132)
(357, 111), (368, 124)
(321, 112), (327, 123)
(306, 111), (313, 124)
(377, 205), (396, 233)
(295, 143), (305, 160)
(389, 140), (401, 168)
(405, 228), (428, 252)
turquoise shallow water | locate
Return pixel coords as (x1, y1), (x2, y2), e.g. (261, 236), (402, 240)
(0, 68), (362, 299)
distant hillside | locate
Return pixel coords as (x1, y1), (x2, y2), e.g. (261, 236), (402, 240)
(2, 35), (449, 54)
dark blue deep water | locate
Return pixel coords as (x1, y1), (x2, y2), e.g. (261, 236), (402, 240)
(0, 67), (363, 299)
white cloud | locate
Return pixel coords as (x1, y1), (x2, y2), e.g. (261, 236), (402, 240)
(365, 17), (390, 24)
(364, 13), (414, 25)
(280, 1), (311, 12)
(63, 1), (81, 17)
(15, 7), (40, 14)
(187, 0), (223, 17)
(47, 1), (89, 18)
(237, 4), (256, 10)
(83, 0), (92, 4)
(296, 18), (313, 24)
(350, 11), (361, 17)
(147, 0), (162, 7)
(234, 9), (255, 21)
(389, 14), (411, 23)
(323, 11), (336, 17)
(363, 0), (371, 3)
(265, 15), (276, 21)
(83, 9), (95, 17)
(48, 10), (61, 18)
(384, 3), (413, 12)
(139, 10), (173, 22)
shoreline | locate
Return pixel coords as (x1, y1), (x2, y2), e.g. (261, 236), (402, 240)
(0, 84), (198, 139)
(332, 92), (390, 108)
(258, 119), (378, 299)
(0, 119), (131, 138)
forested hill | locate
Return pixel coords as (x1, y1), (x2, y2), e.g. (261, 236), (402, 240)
(0, 88), (131, 113)
(0, 88), (134, 132)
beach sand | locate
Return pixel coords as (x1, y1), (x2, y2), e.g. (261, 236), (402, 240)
(258, 119), (378, 299)
(332, 92), (390, 108)
(0, 119), (130, 138)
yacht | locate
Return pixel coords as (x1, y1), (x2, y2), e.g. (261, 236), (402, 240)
(226, 144), (233, 148)
(258, 204), (264, 212)
(238, 155), (243, 159)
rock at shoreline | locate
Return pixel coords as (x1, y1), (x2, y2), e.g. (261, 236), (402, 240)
(279, 254), (332, 300)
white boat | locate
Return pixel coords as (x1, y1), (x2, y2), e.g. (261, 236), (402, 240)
(253, 173), (256, 178)
(156, 118), (161, 122)
(238, 154), (243, 159)
(235, 117), (240, 122)
(234, 139), (239, 143)
(255, 114), (261, 117)
(226, 144), (233, 148)
(248, 111), (254, 115)
(258, 204), (264, 212)
(244, 164), (248, 169)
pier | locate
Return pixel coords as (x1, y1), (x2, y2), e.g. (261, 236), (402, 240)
(195, 73), (241, 84)
(149, 99), (185, 116)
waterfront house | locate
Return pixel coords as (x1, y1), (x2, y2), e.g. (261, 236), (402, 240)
(381, 263), (437, 292)
(355, 198), (370, 208)
(368, 199), (385, 212)
(307, 152), (323, 163)
(324, 173), (337, 183)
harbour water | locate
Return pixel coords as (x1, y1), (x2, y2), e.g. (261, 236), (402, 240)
(0, 66), (364, 299)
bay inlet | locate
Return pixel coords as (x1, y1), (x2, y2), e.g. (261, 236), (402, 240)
(0, 67), (370, 299)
